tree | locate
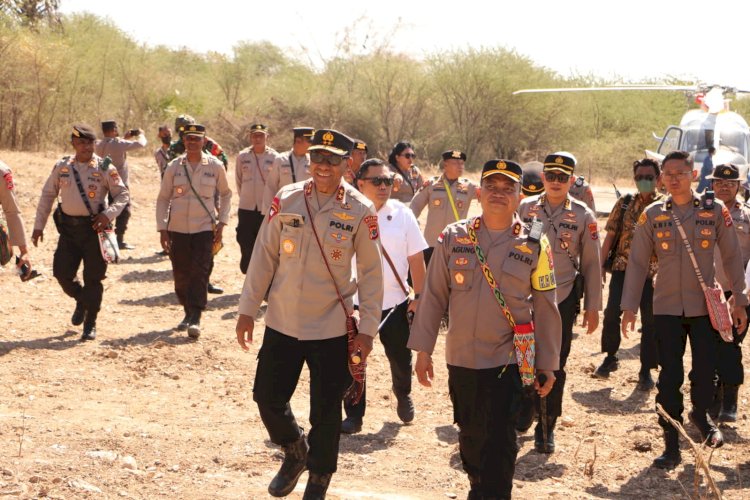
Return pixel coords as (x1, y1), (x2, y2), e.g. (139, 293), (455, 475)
(1, 0), (60, 29)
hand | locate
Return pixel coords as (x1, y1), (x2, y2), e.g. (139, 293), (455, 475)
(91, 213), (110, 232)
(16, 247), (31, 279)
(581, 310), (599, 334)
(352, 333), (374, 363)
(31, 229), (43, 247)
(235, 313), (255, 350)
(414, 351), (434, 387)
(621, 310), (636, 339)
(407, 297), (419, 317)
(393, 173), (404, 191)
(159, 230), (171, 253)
(213, 223), (225, 244)
(732, 305), (747, 333)
(535, 369), (556, 397)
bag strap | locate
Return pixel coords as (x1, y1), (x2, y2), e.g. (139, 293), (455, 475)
(443, 178), (461, 222)
(71, 157), (108, 216)
(181, 158), (217, 226)
(302, 181), (350, 317)
(671, 209), (708, 292)
(288, 152), (297, 183)
(253, 151), (266, 184)
(381, 245), (409, 296)
(609, 194), (634, 254)
(541, 196), (580, 272)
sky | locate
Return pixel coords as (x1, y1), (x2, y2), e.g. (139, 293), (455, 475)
(59, 0), (750, 89)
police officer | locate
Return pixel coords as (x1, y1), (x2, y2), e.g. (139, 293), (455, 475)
(154, 125), (172, 178)
(555, 152), (596, 212)
(95, 120), (147, 250)
(387, 141), (424, 205)
(236, 123), (278, 274)
(345, 139), (368, 184)
(261, 127), (313, 213)
(156, 124), (231, 338)
(622, 151), (748, 468)
(517, 153), (602, 453)
(235, 129), (383, 499)
(706, 163), (750, 422)
(410, 150), (480, 266)
(167, 114), (229, 168)
(521, 161), (544, 199)
(32, 124), (130, 340)
(596, 159), (663, 388)
(0, 159), (31, 277)
(409, 159), (561, 500)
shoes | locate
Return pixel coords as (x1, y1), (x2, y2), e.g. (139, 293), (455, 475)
(176, 312), (191, 331)
(187, 311), (202, 339)
(71, 302), (86, 326)
(155, 249), (168, 256)
(718, 384), (739, 423)
(652, 428), (681, 469)
(515, 390), (536, 433)
(396, 394), (415, 423)
(268, 434), (309, 497)
(593, 354), (619, 379)
(341, 416), (362, 434)
(81, 321), (97, 341)
(302, 472), (332, 500)
(708, 383), (722, 420)
(688, 410), (723, 448)
(534, 416), (556, 454)
(207, 283), (224, 294)
(117, 241), (135, 250)
(636, 370), (655, 391)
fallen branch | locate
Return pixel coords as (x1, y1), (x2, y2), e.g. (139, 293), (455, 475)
(655, 403), (721, 500)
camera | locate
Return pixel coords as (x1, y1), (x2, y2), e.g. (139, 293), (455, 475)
(128, 128), (141, 137)
(16, 256), (40, 282)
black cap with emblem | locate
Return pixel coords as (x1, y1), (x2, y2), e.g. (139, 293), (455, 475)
(71, 123), (97, 141)
(442, 150), (467, 161)
(521, 161), (544, 196)
(293, 127), (315, 139)
(248, 123), (268, 135)
(481, 159), (523, 183)
(308, 129), (353, 156)
(183, 124), (206, 136)
(353, 139), (368, 153)
(706, 163), (740, 181)
(543, 152), (576, 175)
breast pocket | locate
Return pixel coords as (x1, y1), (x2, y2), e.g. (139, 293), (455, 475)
(501, 255), (534, 298)
(199, 176), (216, 198)
(431, 192), (448, 212)
(173, 176), (188, 198)
(694, 224), (716, 252)
(654, 227), (676, 256)
(324, 225), (354, 267)
(278, 214), (304, 259)
(449, 254), (476, 291)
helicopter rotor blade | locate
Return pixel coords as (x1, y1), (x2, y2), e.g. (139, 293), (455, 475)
(513, 85), (697, 95)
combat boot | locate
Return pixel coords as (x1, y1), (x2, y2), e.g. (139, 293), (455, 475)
(689, 410), (723, 448)
(81, 312), (97, 341)
(396, 394), (415, 423)
(515, 390), (535, 433)
(71, 301), (86, 326)
(177, 309), (191, 331)
(652, 427), (681, 469)
(593, 354), (618, 379)
(708, 382), (722, 420)
(268, 433), (308, 497)
(533, 416), (556, 454)
(467, 473), (481, 500)
(302, 472), (332, 500)
(718, 384), (739, 423)
(187, 311), (202, 339)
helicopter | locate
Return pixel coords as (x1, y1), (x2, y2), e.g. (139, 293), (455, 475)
(513, 84), (750, 186)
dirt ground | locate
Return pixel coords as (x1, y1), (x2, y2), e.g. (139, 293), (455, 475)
(1, 149), (748, 499)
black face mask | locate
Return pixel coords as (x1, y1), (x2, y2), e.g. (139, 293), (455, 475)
(161, 135), (172, 145)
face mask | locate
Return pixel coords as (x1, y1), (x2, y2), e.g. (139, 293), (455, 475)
(161, 135), (172, 145)
(636, 179), (656, 193)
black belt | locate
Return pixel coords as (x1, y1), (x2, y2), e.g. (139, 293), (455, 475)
(60, 212), (92, 226)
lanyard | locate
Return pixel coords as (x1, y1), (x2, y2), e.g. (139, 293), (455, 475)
(443, 178), (461, 222)
(253, 151), (265, 183)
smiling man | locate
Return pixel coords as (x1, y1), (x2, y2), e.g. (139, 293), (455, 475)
(235, 129), (383, 499)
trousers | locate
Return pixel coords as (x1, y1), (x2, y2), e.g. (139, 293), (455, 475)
(237, 208), (264, 274)
(168, 231), (212, 313)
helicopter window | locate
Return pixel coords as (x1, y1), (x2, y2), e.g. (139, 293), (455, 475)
(658, 127), (683, 156)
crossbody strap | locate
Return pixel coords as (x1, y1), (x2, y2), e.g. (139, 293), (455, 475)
(181, 159), (217, 225)
(253, 151), (266, 184)
(71, 157), (111, 216)
(443, 178), (461, 222)
(542, 198), (580, 272)
(381, 245), (409, 296)
(671, 210), (708, 292)
(288, 152), (297, 183)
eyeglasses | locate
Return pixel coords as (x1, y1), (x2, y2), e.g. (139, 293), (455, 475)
(399, 153), (416, 159)
(544, 172), (570, 183)
(661, 171), (692, 179)
(712, 179), (739, 187)
(361, 176), (394, 186)
(634, 175), (655, 181)
(310, 151), (346, 166)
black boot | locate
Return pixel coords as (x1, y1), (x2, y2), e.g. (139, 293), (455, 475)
(636, 369), (655, 391)
(708, 382), (722, 420)
(396, 394), (415, 423)
(593, 354), (618, 379)
(515, 390), (535, 433)
(467, 474), (481, 500)
(71, 301), (86, 326)
(177, 310), (191, 331)
(688, 410), (723, 448)
(302, 472), (332, 500)
(117, 235), (134, 250)
(187, 310), (202, 339)
(718, 384), (739, 423)
(533, 416), (556, 454)
(81, 312), (97, 341)
(268, 434), (308, 497)
(652, 427), (681, 469)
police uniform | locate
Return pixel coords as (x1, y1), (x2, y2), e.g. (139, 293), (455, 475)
(156, 125), (232, 337)
(235, 124), (279, 274)
(238, 129), (383, 496)
(517, 153), (602, 452)
(34, 124), (130, 339)
(569, 175), (596, 212)
(409, 160), (561, 499)
(389, 164), (424, 205)
(155, 145), (170, 177)
(622, 189), (748, 459)
(410, 150), (479, 265)
(261, 127), (314, 214)
(0, 160), (28, 252)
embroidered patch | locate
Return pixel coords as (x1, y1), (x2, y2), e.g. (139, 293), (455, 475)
(88, 184), (97, 191)
(722, 207), (733, 227)
(176, 187), (184, 195)
(364, 215), (379, 240)
(92, 171), (100, 177)
(340, 202), (351, 210)
(88, 191), (96, 198)
(454, 272), (465, 285)
(433, 199), (442, 206)
(701, 239), (710, 249)
(661, 242), (669, 250)
(512, 223), (521, 236)
(515, 244), (532, 254)
(456, 200), (464, 209)
(3, 172), (14, 191)
(455, 236), (472, 245)
(282, 239), (296, 254)
(268, 196), (280, 220)
(454, 257), (469, 266)
(588, 223), (599, 240)
(333, 211), (355, 221)
(60, 167), (70, 173)
(330, 232), (348, 242)
(330, 248), (343, 261)
(560, 241), (569, 250)
(700, 228), (712, 236)
(698, 211), (713, 219)
(654, 214), (670, 222)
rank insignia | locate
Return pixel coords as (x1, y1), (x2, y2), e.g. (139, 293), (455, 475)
(282, 239), (296, 254)
(515, 244), (532, 254)
(92, 171), (100, 177)
(330, 248), (343, 261)
(455, 236), (472, 245)
(333, 211), (355, 221)
(454, 272), (465, 285)
(698, 211), (713, 218)
(661, 242), (669, 250)
(330, 232), (348, 242)
(701, 240), (710, 249)
(454, 257), (469, 266)
(512, 223), (521, 236)
(433, 199), (442, 206)
(335, 186), (345, 202)
(654, 214), (670, 222)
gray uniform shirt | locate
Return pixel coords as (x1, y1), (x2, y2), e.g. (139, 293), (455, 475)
(262, 150), (310, 214)
(34, 155), (130, 230)
(569, 176), (596, 213)
(238, 179), (384, 340)
(94, 136), (146, 185)
(389, 165), (424, 205)
(518, 194), (603, 311)
(156, 153), (231, 234)
(408, 216), (561, 370)
(622, 193), (749, 315)
(0, 161), (27, 247)
(235, 146), (277, 211)
(715, 200), (750, 291)
(410, 175), (480, 247)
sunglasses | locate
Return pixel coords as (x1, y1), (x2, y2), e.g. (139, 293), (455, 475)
(362, 176), (394, 186)
(400, 153), (416, 159)
(634, 175), (655, 181)
(544, 172), (570, 183)
(310, 151), (346, 166)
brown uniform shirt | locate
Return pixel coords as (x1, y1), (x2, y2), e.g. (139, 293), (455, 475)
(518, 194), (603, 310)
(94, 136), (146, 185)
(154, 146), (170, 176)
(261, 150), (310, 214)
(408, 216), (561, 370)
(622, 193), (749, 315)
(34, 155), (129, 231)
(0, 161), (27, 247)
(605, 192), (664, 276)
(410, 175), (480, 247)
(569, 176), (596, 212)
(235, 146), (277, 211)
(156, 153), (231, 234)
(714, 200), (750, 291)
(389, 164), (424, 205)
(238, 179), (384, 339)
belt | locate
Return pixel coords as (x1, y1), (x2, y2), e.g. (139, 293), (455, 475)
(60, 212), (92, 226)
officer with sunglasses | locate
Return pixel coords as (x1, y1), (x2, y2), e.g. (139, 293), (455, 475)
(411, 150), (480, 266)
(516, 152), (602, 454)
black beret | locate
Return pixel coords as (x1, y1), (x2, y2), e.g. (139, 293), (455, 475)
(481, 159), (522, 183)
(706, 163), (740, 181)
(183, 124), (206, 136)
(249, 123), (268, 134)
(442, 150), (467, 161)
(308, 129), (353, 156)
(293, 127), (315, 138)
(71, 123), (97, 141)
(543, 152), (576, 175)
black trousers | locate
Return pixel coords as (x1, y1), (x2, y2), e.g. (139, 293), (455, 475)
(655, 315), (721, 429)
(253, 327), (350, 474)
(108, 192), (131, 239)
(716, 293), (748, 385)
(601, 270), (658, 370)
(448, 363), (522, 499)
(237, 208), (264, 274)
(344, 300), (412, 418)
(53, 219), (107, 316)
(168, 231), (212, 313)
